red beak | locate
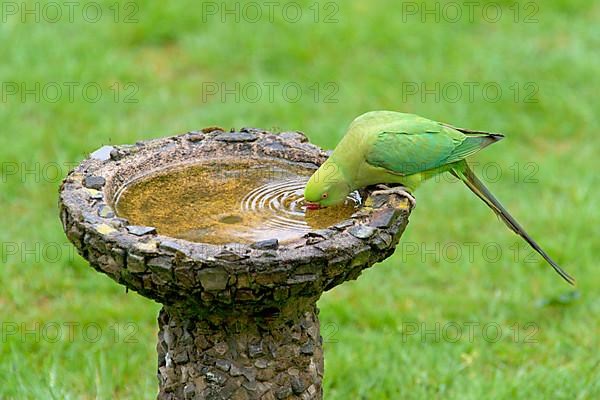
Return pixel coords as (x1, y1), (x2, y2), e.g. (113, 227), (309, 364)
(305, 202), (321, 210)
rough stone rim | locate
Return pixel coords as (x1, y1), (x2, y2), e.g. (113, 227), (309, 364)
(59, 127), (411, 309)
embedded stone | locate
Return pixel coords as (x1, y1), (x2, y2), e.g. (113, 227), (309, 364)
(276, 386), (293, 399)
(348, 225), (376, 239)
(148, 256), (173, 276)
(215, 132), (258, 142)
(197, 268), (229, 291)
(286, 274), (316, 285)
(187, 132), (205, 142)
(254, 359), (268, 369)
(248, 342), (265, 358)
(242, 380), (257, 391)
(231, 387), (250, 400)
(159, 239), (190, 255)
(278, 131), (308, 143)
(174, 268), (195, 288)
(183, 383), (195, 399)
(110, 148), (127, 161)
(83, 175), (106, 190)
(205, 370), (227, 385)
(256, 367), (275, 381)
(332, 220), (354, 230)
(126, 254), (146, 273)
(173, 350), (189, 364)
(369, 208), (400, 228)
(158, 365), (176, 384)
(305, 230), (335, 240)
(221, 379), (243, 399)
(214, 249), (248, 262)
(86, 188), (103, 199)
(306, 384), (317, 397)
(134, 240), (158, 253)
(127, 225), (157, 236)
(369, 194), (389, 208)
(229, 364), (243, 377)
(215, 359), (231, 372)
(259, 251), (278, 258)
(250, 238), (279, 250)
(372, 232), (393, 250)
(255, 271), (288, 286)
(109, 218), (128, 229)
(95, 224), (117, 235)
(305, 236), (325, 245)
(90, 145), (114, 161)
(98, 205), (115, 218)
(241, 367), (257, 382)
(264, 141), (286, 152)
(291, 376), (306, 394)
(300, 342), (314, 355)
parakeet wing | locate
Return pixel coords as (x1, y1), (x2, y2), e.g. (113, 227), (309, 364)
(365, 119), (491, 175)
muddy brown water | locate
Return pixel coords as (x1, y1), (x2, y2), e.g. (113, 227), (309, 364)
(114, 159), (360, 244)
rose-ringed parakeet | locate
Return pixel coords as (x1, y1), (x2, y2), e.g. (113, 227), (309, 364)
(304, 111), (574, 285)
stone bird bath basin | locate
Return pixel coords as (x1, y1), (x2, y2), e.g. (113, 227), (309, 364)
(59, 127), (411, 399)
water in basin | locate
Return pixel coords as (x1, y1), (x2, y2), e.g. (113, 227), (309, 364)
(113, 159), (360, 244)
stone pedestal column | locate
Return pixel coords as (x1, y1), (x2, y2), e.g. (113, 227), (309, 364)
(157, 305), (323, 400)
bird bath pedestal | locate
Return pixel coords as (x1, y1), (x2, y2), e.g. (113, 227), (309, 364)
(59, 128), (411, 399)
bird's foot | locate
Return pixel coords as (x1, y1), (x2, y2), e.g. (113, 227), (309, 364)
(371, 184), (416, 209)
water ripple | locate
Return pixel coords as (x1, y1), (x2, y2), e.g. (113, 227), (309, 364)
(241, 177), (360, 234)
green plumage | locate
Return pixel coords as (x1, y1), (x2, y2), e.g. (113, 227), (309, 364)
(304, 111), (574, 285)
(329, 111), (503, 190)
(366, 126), (501, 176)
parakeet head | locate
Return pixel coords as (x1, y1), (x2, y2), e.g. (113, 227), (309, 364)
(303, 160), (351, 209)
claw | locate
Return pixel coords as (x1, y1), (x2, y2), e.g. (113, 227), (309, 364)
(371, 185), (416, 209)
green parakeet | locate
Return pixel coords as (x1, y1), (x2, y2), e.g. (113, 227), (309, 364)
(304, 111), (574, 285)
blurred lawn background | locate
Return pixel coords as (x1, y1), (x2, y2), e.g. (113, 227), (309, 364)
(1, 0), (599, 398)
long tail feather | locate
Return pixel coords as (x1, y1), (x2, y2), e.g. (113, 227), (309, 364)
(451, 162), (575, 285)
(440, 122), (505, 138)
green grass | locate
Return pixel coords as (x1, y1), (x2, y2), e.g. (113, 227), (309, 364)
(1, 0), (599, 398)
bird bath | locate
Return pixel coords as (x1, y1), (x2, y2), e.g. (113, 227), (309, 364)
(59, 127), (411, 399)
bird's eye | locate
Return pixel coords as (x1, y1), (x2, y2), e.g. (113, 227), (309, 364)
(322, 193), (328, 199)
